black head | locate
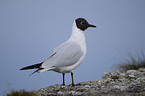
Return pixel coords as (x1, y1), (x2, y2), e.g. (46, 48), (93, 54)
(75, 18), (96, 31)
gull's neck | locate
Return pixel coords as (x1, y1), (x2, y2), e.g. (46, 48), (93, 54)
(68, 21), (87, 54)
(69, 21), (86, 45)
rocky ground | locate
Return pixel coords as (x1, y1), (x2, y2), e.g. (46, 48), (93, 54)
(35, 68), (145, 96)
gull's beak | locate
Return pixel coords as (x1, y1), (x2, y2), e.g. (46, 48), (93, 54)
(88, 24), (96, 28)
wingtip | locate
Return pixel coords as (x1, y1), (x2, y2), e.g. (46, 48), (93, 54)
(20, 68), (24, 71)
(19, 63), (42, 71)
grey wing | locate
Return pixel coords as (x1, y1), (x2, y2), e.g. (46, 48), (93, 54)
(42, 41), (83, 68)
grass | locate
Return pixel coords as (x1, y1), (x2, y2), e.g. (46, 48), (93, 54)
(6, 89), (37, 96)
(114, 51), (145, 71)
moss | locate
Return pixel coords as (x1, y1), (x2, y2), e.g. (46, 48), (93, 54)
(7, 89), (37, 96)
(111, 75), (119, 80)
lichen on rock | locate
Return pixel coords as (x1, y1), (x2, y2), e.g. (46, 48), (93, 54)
(36, 68), (145, 96)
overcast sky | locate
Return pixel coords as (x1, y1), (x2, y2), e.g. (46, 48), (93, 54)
(0, 0), (145, 95)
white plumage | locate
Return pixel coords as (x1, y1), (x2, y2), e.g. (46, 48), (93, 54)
(20, 18), (96, 86)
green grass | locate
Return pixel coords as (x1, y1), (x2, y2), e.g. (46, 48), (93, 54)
(114, 51), (145, 71)
(6, 89), (37, 96)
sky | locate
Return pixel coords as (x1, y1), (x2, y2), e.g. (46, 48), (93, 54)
(0, 0), (145, 95)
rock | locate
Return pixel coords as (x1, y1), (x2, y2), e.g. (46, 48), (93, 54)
(139, 68), (145, 72)
(126, 70), (137, 73)
(36, 68), (145, 96)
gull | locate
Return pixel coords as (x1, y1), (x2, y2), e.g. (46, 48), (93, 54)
(20, 18), (96, 86)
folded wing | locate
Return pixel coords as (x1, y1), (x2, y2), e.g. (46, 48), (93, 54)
(42, 41), (83, 68)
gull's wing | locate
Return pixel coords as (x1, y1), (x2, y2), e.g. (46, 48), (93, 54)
(41, 41), (83, 68)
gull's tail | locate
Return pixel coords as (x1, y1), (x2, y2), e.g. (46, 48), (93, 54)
(20, 62), (44, 76)
(20, 62), (42, 70)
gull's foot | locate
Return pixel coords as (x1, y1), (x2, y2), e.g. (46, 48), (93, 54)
(61, 83), (65, 86)
(72, 83), (75, 86)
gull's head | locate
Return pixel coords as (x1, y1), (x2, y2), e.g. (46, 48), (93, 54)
(75, 18), (96, 31)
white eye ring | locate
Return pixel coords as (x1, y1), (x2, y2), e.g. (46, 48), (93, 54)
(80, 21), (85, 25)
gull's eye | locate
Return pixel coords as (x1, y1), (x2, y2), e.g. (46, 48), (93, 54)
(80, 21), (85, 25)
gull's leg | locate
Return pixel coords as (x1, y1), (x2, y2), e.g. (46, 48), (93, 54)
(62, 73), (65, 85)
(71, 72), (75, 86)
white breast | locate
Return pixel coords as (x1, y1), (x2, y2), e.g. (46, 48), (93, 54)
(53, 22), (87, 73)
